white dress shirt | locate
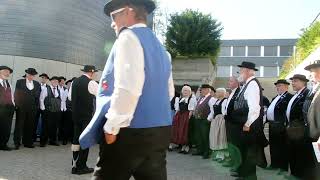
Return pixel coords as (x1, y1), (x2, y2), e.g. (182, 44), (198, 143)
(0, 78), (15, 105)
(58, 86), (68, 112)
(103, 23), (175, 135)
(266, 93), (284, 121)
(40, 85), (59, 110)
(26, 80), (34, 90)
(67, 76), (99, 101)
(243, 76), (261, 127)
(286, 88), (305, 121)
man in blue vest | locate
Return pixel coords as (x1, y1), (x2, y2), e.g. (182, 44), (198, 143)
(79, 0), (174, 179)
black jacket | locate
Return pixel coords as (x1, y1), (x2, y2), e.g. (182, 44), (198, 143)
(14, 79), (41, 110)
(287, 87), (310, 126)
(267, 92), (293, 124)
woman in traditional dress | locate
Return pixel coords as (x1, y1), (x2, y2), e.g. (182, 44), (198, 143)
(208, 88), (228, 161)
(170, 85), (197, 153)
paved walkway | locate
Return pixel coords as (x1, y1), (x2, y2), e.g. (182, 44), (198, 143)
(0, 143), (290, 180)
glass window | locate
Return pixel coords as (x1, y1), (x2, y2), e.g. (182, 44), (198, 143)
(219, 46), (231, 56)
(264, 67), (278, 77)
(217, 66), (230, 77)
(233, 46), (246, 56)
(232, 66), (240, 76)
(248, 46), (261, 56)
(264, 46), (277, 56)
(280, 46), (293, 56)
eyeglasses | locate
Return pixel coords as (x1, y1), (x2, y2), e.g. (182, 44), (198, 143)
(110, 8), (126, 22)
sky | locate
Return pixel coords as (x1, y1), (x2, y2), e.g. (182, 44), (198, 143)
(158, 0), (320, 40)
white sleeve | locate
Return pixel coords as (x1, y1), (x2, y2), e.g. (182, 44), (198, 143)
(167, 52), (175, 100)
(188, 96), (197, 111)
(103, 30), (145, 135)
(9, 82), (15, 106)
(39, 87), (48, 110)
(221, 99), (228, 116)
(244, 81), (261, 127)
(68, 82), (72, 101)
(88, 80), (99, 96)
(207, 97), (215, 121)
(174, 97), (180, 111)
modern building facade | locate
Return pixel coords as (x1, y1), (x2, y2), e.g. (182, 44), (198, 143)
(216, 39), (297, 78)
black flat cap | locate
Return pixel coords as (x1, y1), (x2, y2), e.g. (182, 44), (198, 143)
(237, 61), (258, 71)
(39, 73), (49, 79)
(305, 60), (320, 71)
(290, 74), (309, 82)
(58, 76), (67, 81)
(50, 76), (60, 81)
(200, 84), (211, 89)
(274, 79), (290, 85)
(25, 68), (38, 75)
(81, 65), (98, 73)
(104, 0), (156, 17)
(0, 66), (13, 73)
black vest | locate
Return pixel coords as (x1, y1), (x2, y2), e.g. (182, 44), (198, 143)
(233, 78), (263, 124)
(213, 98), (226, 118)
(178, 96), (192, 112)
(0, 80), (13, 106)
(225, 88), (240, 122)
(44, 86), (61, 112)
(71, 75), (95, 121)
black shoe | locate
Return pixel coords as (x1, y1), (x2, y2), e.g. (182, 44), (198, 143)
(49, 142), (60, 146)
(14, 144), (20, 150)
(0, 145), (12, 151)
(24, 144), (35, 148)
(72, 167), (94, 175)
(231, 172), (240, 177)
(192, 151), (202, 156)
(40, 143), (46, 147)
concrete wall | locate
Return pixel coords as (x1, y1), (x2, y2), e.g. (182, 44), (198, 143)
(172, 58), (216, 86)
(0, 55), (102, 89)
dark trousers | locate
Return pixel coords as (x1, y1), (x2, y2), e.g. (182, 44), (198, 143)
(0, 105), (14, 147)
(14, 108), (36, 146)
(269, 122), (288, 171)
(188, 116), (196, 146)
(41, 111), (60, 144)
(92, 126), (171, 180)
(238, 130), (258, 180)
(226, 121), (242, 169)
(33, 109), (41, 141)
(59, 110), (73, 142)
(196, 119), (210, 156)
(72, 119), (91, 169)
(288, 136), (316, 179)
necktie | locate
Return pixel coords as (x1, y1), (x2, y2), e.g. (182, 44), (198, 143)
(3, 80), (7, 89)
(53, 87), (56, 97)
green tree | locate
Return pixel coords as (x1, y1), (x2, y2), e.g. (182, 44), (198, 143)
(165, 9), (223, 60)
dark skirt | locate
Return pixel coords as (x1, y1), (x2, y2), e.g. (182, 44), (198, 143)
(171, 111), (190, 145)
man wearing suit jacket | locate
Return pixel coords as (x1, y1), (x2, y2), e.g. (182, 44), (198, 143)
(14, 68), (41, 149)
(304, 60), (320, 179)
(223, 76), (241, 171)
(0, 66), (15, 151)
(266, 79), (293, 172)
(285, 74), (310, 179)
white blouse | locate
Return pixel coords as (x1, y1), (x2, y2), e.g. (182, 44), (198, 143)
(174, 95), (197, 111)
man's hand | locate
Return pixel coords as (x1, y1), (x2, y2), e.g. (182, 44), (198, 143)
(243, 125), (250, 132)
(104, 133), (117, 144)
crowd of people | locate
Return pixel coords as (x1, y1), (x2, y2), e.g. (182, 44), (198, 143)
(0, 65), (99, 175)
(169, 60), (320, 180)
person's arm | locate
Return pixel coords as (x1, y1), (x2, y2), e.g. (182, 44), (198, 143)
(103, 29), (145, 136)
(39, 87), (48, 110)
(244, 81), (261, 128)
(88, 80), (99, 96)
(68, 82), (73, 101)
(207, 97), (215, 121)
(221, 99), (228, 116)
(167, 52), (174, 100)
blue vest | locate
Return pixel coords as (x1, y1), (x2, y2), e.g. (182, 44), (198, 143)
(79, 27), (172, 148)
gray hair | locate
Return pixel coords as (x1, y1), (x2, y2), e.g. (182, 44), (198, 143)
(129, 4), (148, 22)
